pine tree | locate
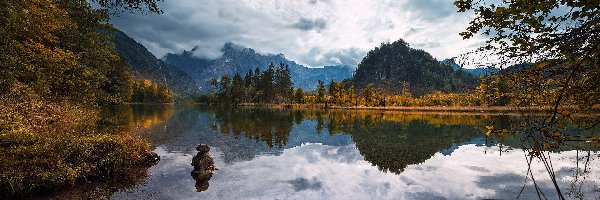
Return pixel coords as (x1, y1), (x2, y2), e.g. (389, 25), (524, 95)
(260, 63), (275, 103)
(218, 75), (232, 104)
(348, 85), (357, 106)
(294, 88), (305, 104)
(231, 73), (245, 105)
(361, 84), (375, 106)
(244, 70), (255, 103)
(274, 63), (293, 104)
(316, 80), (326, 104)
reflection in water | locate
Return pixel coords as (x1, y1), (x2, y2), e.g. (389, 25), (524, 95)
(104, 107), (600, 199)
(130, 104), (174, 128)
(212, 109), (297, 148)
(212, 109), (508, 174)
(190, 144), (216, 192)
(38, 105), (176, 199)
(114, 143), (600, 199)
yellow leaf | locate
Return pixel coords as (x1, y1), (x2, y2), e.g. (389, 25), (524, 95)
(485, 125), (494, 136)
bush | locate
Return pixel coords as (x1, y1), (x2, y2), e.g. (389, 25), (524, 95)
(0, 85), (157, 198)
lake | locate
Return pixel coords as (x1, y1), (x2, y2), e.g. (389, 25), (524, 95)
(47, 105), (600, 199)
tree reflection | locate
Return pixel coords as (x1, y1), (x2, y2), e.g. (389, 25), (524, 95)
(211, 109), (514, 174)
(314, 111), (505, 174)
(213, 108), (299, 149)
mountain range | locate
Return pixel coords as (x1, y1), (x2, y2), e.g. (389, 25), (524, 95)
(163, 43), (355, 92)
(112, 29), (497, 98)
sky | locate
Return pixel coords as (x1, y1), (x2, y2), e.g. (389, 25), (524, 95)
(111, 0), (487, 68)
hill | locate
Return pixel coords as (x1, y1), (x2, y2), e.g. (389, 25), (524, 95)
(353, 39), (479, 96)
(111, 29), (198, 99)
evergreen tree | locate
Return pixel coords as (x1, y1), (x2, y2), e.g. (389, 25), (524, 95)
(253, 68), (262, 102)
(361, 84), (375, 106)
(218, 75), (232, 104)
(294, 88), (305, 104)
(328, 80), (344, 104)
(244, 70), (255, 103)
(260, 63), (275, 103)
(274, 63), (293, 104)
(348, 85), (357, 106)
(316, 80), (326, 104)
(231, 73), (245, 105)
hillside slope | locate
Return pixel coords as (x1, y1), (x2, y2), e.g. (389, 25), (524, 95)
(111, 30), (198, 99)
(353, 39), (478, 96)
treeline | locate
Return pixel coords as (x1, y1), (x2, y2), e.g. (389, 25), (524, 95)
(131, 80), (173, 103)
(200, 72), (485, 107)
(297, 80), (482, 107)
(200, 70), (560, 108)
(197, 62), (294, 105)
(300, 71), (571, 108)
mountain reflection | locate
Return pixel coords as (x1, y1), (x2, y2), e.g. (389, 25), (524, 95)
(107, 106), (599, 199)
(209, 108), (512, 173)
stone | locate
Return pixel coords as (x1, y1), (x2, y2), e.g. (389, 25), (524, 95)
(191, 144), (216, 192)
(196, 144), (210, 153)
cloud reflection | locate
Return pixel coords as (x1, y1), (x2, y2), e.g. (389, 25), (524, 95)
(114, 143), (600, 199)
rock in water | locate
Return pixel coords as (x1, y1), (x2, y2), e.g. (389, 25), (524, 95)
(191, 144), (216, 192)
(196, 144), (211, 154)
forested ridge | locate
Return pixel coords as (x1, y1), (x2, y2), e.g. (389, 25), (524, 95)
(111, 29), (198, 100)
(353, 39), (479, 96)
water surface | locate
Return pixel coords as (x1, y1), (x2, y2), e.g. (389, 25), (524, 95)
(103, 106), (600, 199)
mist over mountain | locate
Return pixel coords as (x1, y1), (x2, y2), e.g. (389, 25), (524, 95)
(163, 43), (355, 92)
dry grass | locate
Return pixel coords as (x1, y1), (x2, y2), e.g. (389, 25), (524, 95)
(0, 85), (157, 198)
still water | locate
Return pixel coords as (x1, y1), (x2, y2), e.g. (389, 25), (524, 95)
(65, 105), (600, 199)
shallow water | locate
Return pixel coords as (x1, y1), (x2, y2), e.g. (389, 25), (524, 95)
(96, 106), (600, 199)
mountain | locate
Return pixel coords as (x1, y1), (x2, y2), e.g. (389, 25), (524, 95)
(110, 29), (198, 99)
(163, 43), (355, 92)
(439, 59), (500, 76)
(353, 39), (479, 96)
(463, 67), (500, 76)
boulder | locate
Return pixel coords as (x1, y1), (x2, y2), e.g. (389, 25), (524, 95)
(191, 144), (216, 192)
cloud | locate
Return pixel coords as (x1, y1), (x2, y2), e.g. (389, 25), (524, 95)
(292, 17), (327, 31)
(401, 0), (457, 21)
(113, 143), (600, 199)
(302, 47), (366, 67)
(110, 0), (486, 68)
(412, 42), (441, 49)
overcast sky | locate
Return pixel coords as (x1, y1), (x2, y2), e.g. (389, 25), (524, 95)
(111, 0), (487, 68)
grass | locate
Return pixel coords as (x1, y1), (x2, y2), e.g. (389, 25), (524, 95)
(0, 89), (158, 198)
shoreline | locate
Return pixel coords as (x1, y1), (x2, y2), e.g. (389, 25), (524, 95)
(219, 103), (600, 116)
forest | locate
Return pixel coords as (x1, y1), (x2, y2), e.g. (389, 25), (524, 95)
(0, 0), (167, 198)
(0, 0), (598, 198)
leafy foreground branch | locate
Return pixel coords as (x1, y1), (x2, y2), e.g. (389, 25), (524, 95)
(455, 0), (600, 199)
